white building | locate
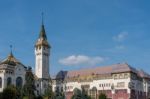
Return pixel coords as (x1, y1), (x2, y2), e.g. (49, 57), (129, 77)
(0, 52), (26, 92)
(52, 63), (150, 99)
(0, 21), (51, 96)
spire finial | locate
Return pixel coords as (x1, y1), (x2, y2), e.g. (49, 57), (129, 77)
(10, 45), (13, 56)
(42, 12), (44, 25)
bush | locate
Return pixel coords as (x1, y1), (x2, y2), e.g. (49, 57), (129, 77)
(99, 93), (107, 99)
(2, 85), (18, 99)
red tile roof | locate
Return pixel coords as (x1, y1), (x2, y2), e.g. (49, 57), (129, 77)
(66, 63), (137, 77)
(53, 63), (150, 79)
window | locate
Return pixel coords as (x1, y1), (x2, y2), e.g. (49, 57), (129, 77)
(37, 84), (39, 87)
(90, 87), (97, 99)
(114, 74), (118, 79)
(44, 83), (46, 88)
(99, 84), (101, 87)
(7, 77), (11, 86)
(117, 82), (125, 88)
(61, 87), (63, 92)
(124, 74), (128, 78)
(43, 47), (45, 50)
(0, 77), (2, 88)
(16, 77), (23, 88)
(119, 74), (124, 79)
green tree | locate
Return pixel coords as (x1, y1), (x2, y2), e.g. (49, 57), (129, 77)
(81, 88), (91, 99)
(23, 67), (36, 99)
(54, 91), (65, 99)
(71, 88), (82, 99)
(71, 88), (91, 99)
(2, 85), (18, 99)
(43, 84), (54, 99)
(99, 93), (107, 99)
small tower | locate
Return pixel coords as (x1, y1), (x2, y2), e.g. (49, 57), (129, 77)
(35, 15), (51, 79)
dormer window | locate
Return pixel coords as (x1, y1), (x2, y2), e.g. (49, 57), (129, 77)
(39, 46), (41, 50)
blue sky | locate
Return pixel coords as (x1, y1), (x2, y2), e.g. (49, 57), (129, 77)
(0, 0), (150, 75)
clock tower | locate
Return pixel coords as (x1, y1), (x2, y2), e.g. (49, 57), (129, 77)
(35, 21), (50, 79)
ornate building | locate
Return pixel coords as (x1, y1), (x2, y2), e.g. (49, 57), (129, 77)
(0, 51), (26, 92)
(52, 63), (150, 99)
(0, 20), (51, 96)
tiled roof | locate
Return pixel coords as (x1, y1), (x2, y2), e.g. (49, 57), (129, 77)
(138, 69), (150, 79)
(0, 53), (25, 67)
(66, 63), (135, 78)
(53, 63), (150, 79)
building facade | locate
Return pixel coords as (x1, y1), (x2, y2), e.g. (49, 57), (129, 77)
(0, 52), (26, 92)
(0, 21), (51, 96)
(52, 63), (150, 99)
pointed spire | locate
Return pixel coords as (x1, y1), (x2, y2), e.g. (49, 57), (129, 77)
(9, 45), (13, 57)
(39, 12), (47, 40)
(42, 12), (44, 25)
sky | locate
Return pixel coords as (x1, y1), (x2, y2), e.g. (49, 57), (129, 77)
(0, 0), (150, 75)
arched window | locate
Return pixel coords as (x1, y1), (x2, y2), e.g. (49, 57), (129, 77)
(0, 77), (2, 88)
(90, 87), (97, 99)
(16, 77), (23, 88)
(7, 77), (11, 86)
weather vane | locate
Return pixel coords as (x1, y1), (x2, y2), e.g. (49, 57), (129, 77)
(42, 12), (44, 25)
(10, 45), (13, 55)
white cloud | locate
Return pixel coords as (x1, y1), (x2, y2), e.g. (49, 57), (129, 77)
(59, 55), (106, 66)
(113, 32), (128, 42)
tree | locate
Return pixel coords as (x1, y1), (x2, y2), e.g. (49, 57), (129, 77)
(2, 85), (18, 99)
(53, 87), (65, 99)
(71, 88), (82, 99)
(99, 93), (107, 99)
(43, 84), (54, 99)
(22, 67), (36, 99)
(54, 91), (65, 99)
(81, 88), (91, 99)
(71, 88), (91, 99)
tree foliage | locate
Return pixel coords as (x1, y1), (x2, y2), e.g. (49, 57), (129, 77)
(43, 84), (54, 99)
(71, 88), (91, 99)
(22, 67), (36, 99)
(99, 93), (107, 99)
(2, 85), (18, 99)
(54, 91), (65, 99)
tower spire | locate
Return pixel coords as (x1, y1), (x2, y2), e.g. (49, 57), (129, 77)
(42, 12), (44, 26)
(39, 12), (47, 40)
(9, 45), (13, 56)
